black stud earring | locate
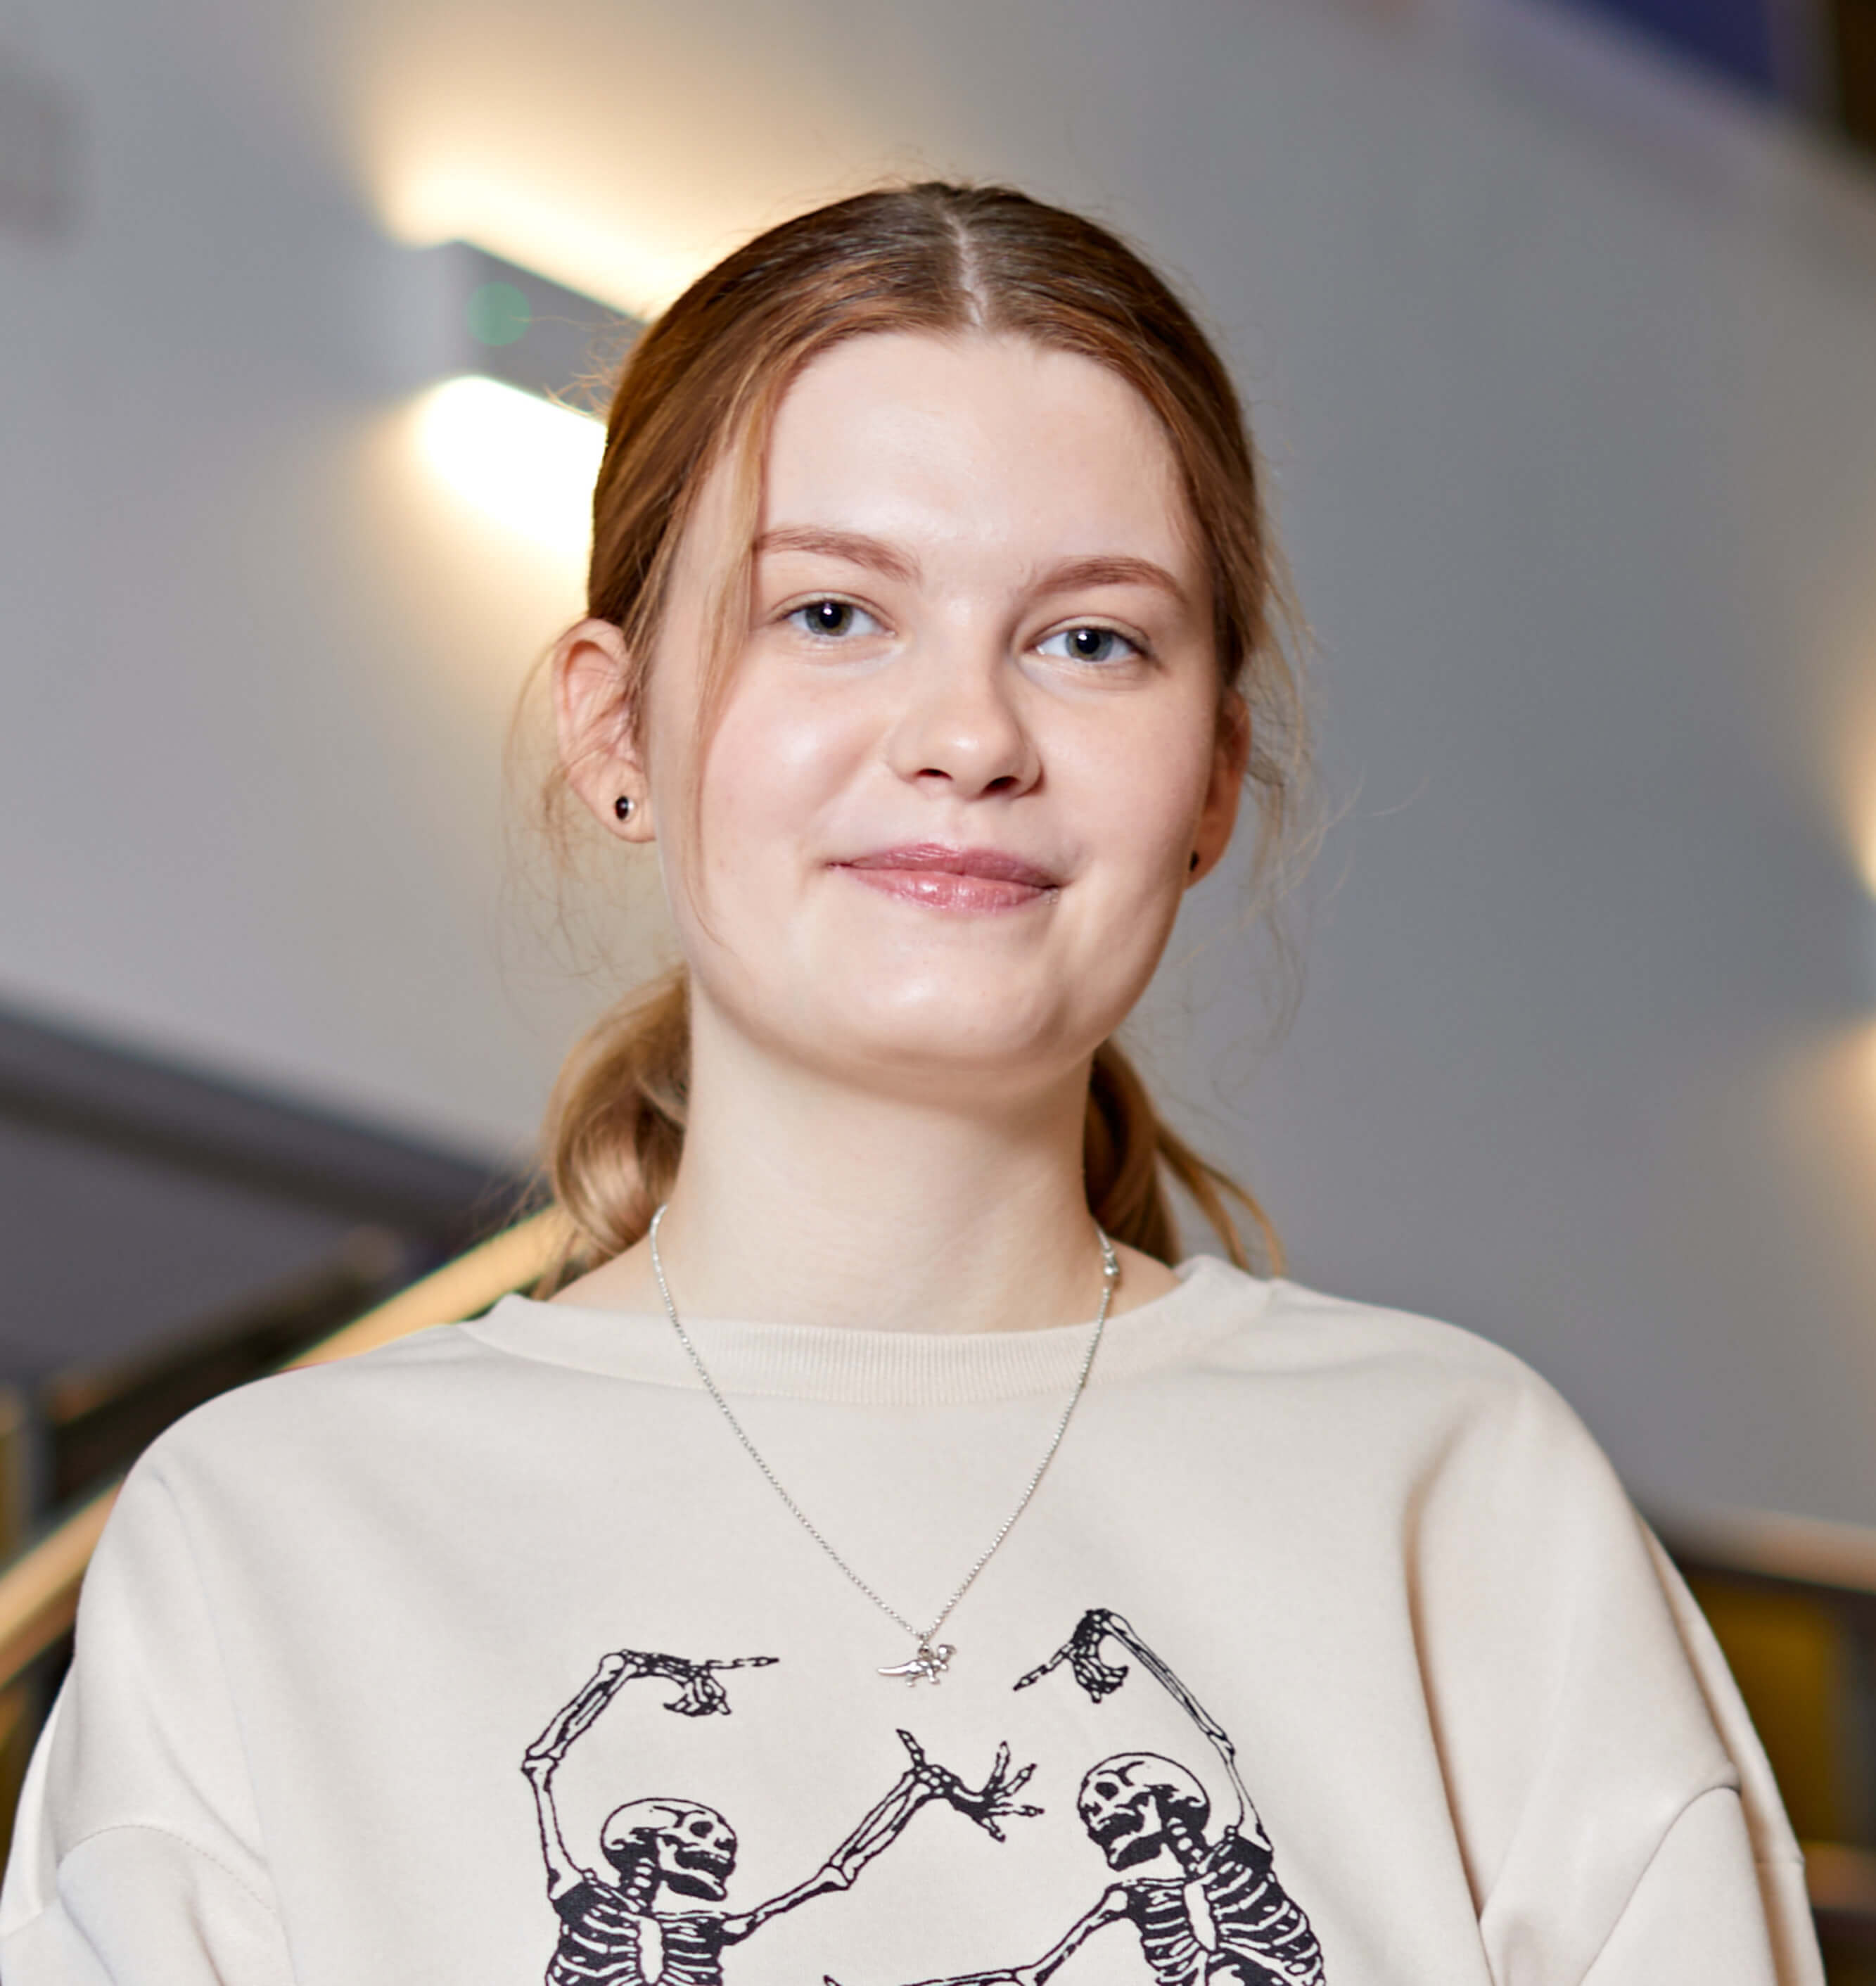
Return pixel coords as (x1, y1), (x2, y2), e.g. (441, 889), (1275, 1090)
(614, 795), (634, 822)
(1188, 851), (1200, 873)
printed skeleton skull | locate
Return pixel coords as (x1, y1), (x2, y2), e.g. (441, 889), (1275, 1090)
(600, 1799), (739, 1901)
(1078, 1755), (1211, 1871)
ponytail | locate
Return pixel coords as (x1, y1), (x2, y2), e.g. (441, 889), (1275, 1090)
(536, 967), (1280, 1294)
(1085, 1039), (1282, 1275)
(537, 969), (689, 1295)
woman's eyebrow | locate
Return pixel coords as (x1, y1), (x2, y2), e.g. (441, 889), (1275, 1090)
(1034, 554), (1189, 602)
(753, 533), (1187, 604)
(753, 526), (920, 584)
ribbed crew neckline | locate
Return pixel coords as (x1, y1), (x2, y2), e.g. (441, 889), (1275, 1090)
(462, 1254), (1266, 1405)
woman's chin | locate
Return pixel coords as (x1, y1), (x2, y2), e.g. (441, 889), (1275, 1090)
(784, 1002), (1097, 1097)
(701, 956), (1137, 1092)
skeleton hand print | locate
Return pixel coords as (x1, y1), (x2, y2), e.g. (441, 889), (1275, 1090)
(523, 1645), (1041, 1986)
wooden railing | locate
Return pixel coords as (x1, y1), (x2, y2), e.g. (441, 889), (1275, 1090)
(0, 1211), (557, 1693)
(1662, 1510), (1876, 1968)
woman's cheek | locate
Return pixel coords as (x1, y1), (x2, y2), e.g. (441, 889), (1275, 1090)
(719, 675), (872, 829)
(1077, 720), (1213, 891)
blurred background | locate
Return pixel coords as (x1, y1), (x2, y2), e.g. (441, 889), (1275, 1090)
(4, 0), (1876, 1966)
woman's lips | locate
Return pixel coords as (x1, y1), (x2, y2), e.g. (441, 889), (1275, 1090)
(836, 844), (1060, 912)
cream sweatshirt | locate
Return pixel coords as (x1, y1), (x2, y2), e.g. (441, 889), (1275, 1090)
(0, 1256), (1824, 1985)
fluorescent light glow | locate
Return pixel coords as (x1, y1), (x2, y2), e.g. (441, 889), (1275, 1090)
(414, 375), (603, 556)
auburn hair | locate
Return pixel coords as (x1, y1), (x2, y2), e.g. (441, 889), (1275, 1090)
(533, 182), (1308, 1292)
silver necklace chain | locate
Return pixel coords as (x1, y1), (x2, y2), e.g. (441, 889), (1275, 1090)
(646, 1203), (1119, 1682)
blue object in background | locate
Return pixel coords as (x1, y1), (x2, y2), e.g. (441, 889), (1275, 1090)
(1564, 0), (1783, 97)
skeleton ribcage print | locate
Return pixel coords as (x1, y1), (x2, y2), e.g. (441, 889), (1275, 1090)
(1127, 1836), (1326, 1986)
(547, 1883), (724, 1986)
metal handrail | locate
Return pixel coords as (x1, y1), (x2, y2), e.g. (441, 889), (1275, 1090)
(0, 1211), (559, 1692)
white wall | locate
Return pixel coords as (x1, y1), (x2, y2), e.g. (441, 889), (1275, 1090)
(3, 0), (1875, 1520)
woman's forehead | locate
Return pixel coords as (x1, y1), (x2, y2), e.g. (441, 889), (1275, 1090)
(755, 330), (1198, 582)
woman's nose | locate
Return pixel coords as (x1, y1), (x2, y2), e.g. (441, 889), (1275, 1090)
(882, 643), (1041, 800)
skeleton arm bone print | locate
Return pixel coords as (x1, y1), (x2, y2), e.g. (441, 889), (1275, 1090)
(1016, 1610), (1264, 1849)
(831, 1883), (1136, 1986)
(718, 1731), (1042, 1942)
(521, 1648), (777, 1901)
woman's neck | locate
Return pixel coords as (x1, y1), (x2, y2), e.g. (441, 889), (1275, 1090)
(550, 1007), (1177, 1334)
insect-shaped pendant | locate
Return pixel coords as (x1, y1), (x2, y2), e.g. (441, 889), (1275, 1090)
(878, 1641), (955, 1685)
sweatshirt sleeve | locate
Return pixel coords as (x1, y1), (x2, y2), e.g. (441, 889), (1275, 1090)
(1578, 1786), (1791, 1986)
(1403, 1349), (1825, 1986)
(0, 1453), (295, 1984)
(1633, 1530), (1823, 1986)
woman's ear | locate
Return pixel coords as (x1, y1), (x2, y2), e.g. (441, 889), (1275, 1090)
(552, 618), (654, 840)
(1187, 689), (1250, 886)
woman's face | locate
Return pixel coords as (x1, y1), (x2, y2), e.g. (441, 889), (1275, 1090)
(570, 330), (1244, 1107)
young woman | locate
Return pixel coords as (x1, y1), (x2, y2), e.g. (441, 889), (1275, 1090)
(0, 184), (1820, 1985)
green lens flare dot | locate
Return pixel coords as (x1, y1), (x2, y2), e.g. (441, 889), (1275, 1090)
(466, 281), (531, 348)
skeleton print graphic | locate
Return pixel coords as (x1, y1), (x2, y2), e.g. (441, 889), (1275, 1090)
(521, 1645), (1040, 1986)
(841, 1610), (1327, 1986)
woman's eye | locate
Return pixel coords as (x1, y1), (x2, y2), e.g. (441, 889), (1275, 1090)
(786, 599), (879, 640)
(1038, 625), (1140, 665)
